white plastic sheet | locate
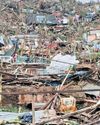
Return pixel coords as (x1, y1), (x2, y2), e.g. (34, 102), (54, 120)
(0, 35), (4, 46)
(46, 53), (79, 74)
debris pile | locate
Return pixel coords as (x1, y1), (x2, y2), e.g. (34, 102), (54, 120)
(0, 0), (100, 124)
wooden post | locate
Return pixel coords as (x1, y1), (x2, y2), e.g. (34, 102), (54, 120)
(32, 94), (35, 125)
(0, 61), (3, 104)
(0, 74), (2, 104)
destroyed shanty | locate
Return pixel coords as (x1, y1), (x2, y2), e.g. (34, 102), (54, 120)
(0, 0), (100, 125)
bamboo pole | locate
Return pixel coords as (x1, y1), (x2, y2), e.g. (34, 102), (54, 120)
(60, 66), (72, 89)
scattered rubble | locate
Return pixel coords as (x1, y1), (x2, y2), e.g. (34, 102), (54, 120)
(0, 0), (100, 125)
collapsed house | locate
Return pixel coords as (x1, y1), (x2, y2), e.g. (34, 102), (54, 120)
(0, 0), (100, 125)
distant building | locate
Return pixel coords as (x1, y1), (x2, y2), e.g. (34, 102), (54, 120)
(83, 28), (100, 42)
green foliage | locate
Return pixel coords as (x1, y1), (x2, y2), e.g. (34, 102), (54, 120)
(0, 106), (28, 113)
